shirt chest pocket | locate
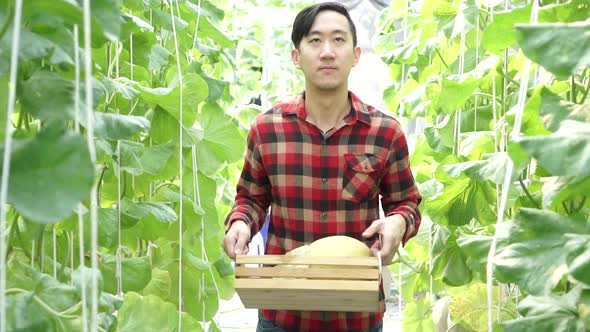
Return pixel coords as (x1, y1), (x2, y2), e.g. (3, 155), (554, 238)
(342, 153), (385, 203)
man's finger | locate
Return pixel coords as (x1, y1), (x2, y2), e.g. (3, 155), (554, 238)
(234, 231), (249, 256)
(362, 220), (382, 238)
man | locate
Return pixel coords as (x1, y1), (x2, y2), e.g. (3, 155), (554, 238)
(223, 2), (422, 331)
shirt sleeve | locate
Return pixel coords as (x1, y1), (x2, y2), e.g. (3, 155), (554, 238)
(224, 119), (271, 235)
(380, 126), (422, 246)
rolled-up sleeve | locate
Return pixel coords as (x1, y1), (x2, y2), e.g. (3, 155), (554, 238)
(225, 120), (271, 235)
(380, 128), (422, 246)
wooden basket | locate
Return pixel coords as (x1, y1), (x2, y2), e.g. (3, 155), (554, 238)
(234, 255), (381, 312)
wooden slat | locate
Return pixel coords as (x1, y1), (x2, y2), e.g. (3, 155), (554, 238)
(235, 279), (379, 312)
(235, 266), (379, 280)
(235, 278), (377, 292)
(235, 255), (379, 267)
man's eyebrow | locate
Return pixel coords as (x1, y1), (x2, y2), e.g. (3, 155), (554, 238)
(306, 29), (348, 37)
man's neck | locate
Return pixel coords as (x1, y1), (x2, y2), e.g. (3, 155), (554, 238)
(304, 88), (351, 133)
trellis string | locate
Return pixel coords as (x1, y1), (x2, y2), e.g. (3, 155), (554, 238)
(0, 1), (23, 331)
(486, 0), (539, 330)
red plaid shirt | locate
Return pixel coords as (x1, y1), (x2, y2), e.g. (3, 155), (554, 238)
(226, 92), (422, 331)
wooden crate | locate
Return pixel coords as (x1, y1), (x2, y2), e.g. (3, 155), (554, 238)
(234, 255), (380, 312)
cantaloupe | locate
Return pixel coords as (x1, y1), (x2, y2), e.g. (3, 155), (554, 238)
(286, 235), (371, 257)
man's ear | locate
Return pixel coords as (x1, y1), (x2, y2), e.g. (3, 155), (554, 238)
(291, 48), (301, 69)
(352, 46), (361, 67)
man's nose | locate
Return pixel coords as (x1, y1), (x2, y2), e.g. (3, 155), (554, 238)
(319, 42), (335, 59)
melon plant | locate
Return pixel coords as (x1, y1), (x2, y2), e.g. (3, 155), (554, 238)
(374, 0), (590, 331)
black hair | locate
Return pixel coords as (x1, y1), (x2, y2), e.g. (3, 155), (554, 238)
(291, 2), (357, 49)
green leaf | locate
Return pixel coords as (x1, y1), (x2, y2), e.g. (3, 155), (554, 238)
(444, 152), (515, 185)
(200, 72), (229, 103)
(502, 287), (586, 332)
(542, 176), (590, 210)
(564, 234), (590, 286)
(149, 44), (171, 72)
(94, 113), (150, 140)
(426, 178), (496, 226)
(517, 120), (590, 178)
(118, 140), (145, 175)
(151, 8), (189, 32)
(435, 75), (484, 114)
(20, 71), (104, 123)
(100, 255), (152, 294)
(184, 250), (211, 271)
(516, 21), (590, 78)
(196, 103), (246, 176)
(402, 297), (436, 332)
(441, 246), (472, 286)
(138, 73), (208, 125)
(141, 141), (176, 176)
(494, 208), (590, 295)
(84, 208), (119, 249)
(90, 0), (123, 41)
(116, 292), (203, 332)
(538, 88), (590, 132)
(123, 31), (157, 69)
(482, 1), (590, 54)
(482, 5), (532, 54)
(123, 199), (177, 223)
(7, 127), (94, 223)
(6, 292), (54, 331)
(185, 3), (234, 48)
(457, 234), (493, 266)
(101, 77), (139, 100)
(142, 268), (171, 299)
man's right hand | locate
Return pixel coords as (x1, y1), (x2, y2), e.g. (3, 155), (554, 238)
(223, 220), (251, 259)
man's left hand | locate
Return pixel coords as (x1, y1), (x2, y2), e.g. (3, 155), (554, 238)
(362, 214), (406, 265)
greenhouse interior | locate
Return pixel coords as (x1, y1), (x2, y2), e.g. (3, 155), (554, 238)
(1, 0), (589, 331)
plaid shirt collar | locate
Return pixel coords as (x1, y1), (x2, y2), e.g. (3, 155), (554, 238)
(280, 91), (372, 126)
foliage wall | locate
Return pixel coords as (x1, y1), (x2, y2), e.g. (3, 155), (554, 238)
(374, 0), (590, 330)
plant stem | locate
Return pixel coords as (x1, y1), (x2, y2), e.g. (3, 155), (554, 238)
(578, 69), (590, 104)
(0, 5), (14, 41)
(96, 163), (108, 206)
(396, 249), (420, 273)
(5, 213), (19, 258)
(519, 178), (540, 209)
(36, 224), (47, 270)
(574, 196), (587, 214)
(570, 76), (575, 102)
(435, 48), (449, 70)
(562, 202), (570, 215)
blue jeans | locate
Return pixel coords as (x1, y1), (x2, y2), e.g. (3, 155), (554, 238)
(256, 315), (383, 332)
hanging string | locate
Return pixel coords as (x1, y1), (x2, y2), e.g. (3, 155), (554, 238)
(68, 231), (74, 285)
(0, 4), (23, 330)
(191, 0), (203, 58)
(73, 23), (89, 332)
(428, 223), (434, 303)
(486, 1), (539, 330)
(453, 30), (467, 156)
(116, 141), (124, 297)
(53, 227), (57, 278)
(474, 4), (481, 132)
(81, 0), (100, 331)
(166, 0), (185, 330)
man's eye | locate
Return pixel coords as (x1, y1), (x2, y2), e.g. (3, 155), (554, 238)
(309, 38), (321, 43)
(335, 37), (345, 42)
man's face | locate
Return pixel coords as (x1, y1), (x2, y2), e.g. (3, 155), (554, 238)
(291, 10), (361, 92)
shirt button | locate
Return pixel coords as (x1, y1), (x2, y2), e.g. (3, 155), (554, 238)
(321, 212), (327, 219)
(322, 178), (328, 183)
(321, 140), (327, 145)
